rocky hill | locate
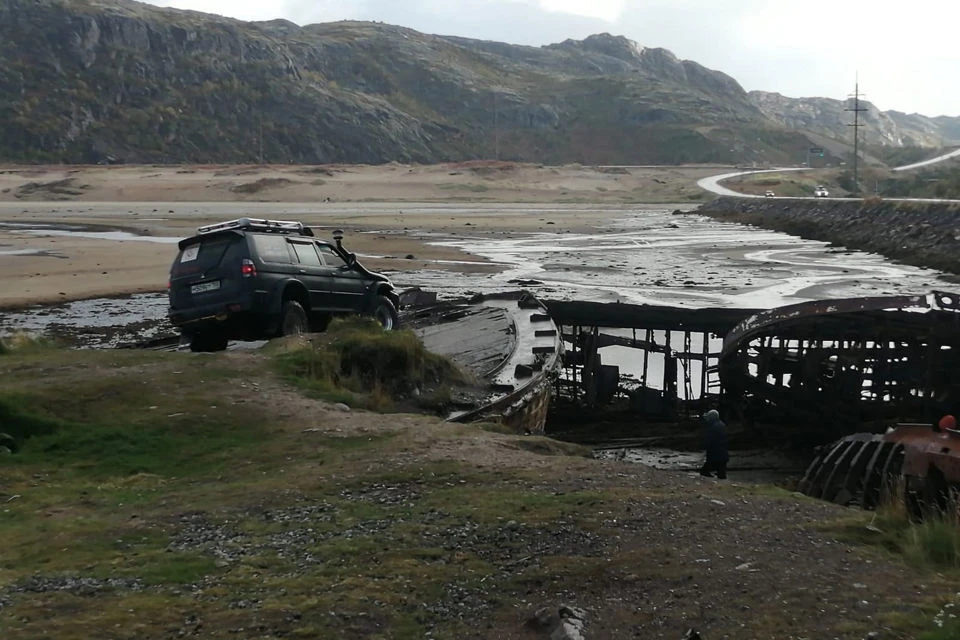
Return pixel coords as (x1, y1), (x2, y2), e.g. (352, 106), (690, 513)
(1, 0), (958, 165)
(748, 91), (958, 148)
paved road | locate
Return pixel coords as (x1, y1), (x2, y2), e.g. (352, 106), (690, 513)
(698, 148), (960, 201)
(696, 167), (807, 198)
(892, 147), (960, 172)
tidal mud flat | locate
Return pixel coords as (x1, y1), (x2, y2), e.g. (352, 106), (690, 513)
(0, 204), (951, 348)
(700, 196), (960, 275)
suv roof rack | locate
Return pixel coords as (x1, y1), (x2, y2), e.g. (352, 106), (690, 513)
(197, 218), (314, 236)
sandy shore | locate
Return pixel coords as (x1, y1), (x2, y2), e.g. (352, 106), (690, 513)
(0, 162), (718, 308)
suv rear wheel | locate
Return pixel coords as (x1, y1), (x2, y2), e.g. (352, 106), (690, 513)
(280, 300), (309, 336)
(189, 331), (229, 353)
(370, 295), (399, 330)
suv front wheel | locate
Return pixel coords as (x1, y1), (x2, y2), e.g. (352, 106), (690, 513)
(280, 300), (309, 336)
(370, 295), (399, 330)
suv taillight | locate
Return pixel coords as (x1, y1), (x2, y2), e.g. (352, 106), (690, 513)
(241, 258), (257, 278)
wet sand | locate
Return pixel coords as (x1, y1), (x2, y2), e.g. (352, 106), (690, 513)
(0, 200), (688, 308)
(0, 162), (722, 307)
(0, 162), (952, 313)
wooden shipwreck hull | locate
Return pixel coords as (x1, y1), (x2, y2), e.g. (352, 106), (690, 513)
(407, 291), (563, 435)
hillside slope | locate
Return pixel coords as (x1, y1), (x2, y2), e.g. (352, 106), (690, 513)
(1, 0), (958, 165)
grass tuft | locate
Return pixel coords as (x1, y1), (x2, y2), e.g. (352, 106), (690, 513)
(906, 515), (960, 568)
(274, 316), (468, 411)
(829, 478), (960, 571)
(0, 332), (58, 355)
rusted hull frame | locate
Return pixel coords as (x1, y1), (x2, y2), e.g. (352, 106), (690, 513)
(720, 292), (960, 358)
(719, 291), (960, 435)
(799, 434), (905, 509)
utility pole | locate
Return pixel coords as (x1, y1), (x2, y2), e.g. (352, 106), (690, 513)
(845, 79), (867, 194)
(493, 90), (500, 160)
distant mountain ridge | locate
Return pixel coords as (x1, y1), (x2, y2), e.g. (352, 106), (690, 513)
(748, 91), (950, 148)
(0, 0), (957, 165)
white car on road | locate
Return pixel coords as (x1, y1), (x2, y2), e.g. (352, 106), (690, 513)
(814, 185), (829, 198)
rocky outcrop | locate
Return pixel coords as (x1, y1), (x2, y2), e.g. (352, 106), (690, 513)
(698, 197), (960, 275)
(748, 91), (957, 148)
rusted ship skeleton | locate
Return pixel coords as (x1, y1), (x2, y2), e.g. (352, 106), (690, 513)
(547, 290), (960, 511)
(717, 290), (960, 512)
(720, 291), (960, 441)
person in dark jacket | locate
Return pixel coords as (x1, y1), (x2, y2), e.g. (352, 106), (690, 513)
(699, 409), (729, 479)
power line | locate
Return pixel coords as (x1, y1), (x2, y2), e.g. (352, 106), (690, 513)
(845, 78), (868, 194)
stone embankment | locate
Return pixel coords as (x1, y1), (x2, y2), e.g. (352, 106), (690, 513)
(698, 197), (960, 276)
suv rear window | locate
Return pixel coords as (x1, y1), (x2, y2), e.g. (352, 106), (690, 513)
(251, 234), (293, 264)
(171, 234), (237, 276)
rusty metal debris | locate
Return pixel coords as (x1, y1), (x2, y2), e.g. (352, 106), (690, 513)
(799, 423), (960, 516)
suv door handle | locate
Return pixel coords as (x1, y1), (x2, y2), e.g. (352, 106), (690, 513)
(298, 269), (307, 274)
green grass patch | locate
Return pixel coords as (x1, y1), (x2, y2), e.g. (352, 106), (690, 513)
(0, 350), (275, 480)
(136, 552), (221, 585)
(274, 317), (468, 411)
(11, 411), (265, 479)
(921, 618), (960, 639)
(0, 394), (63, 450)
(827, 493), (960, 571)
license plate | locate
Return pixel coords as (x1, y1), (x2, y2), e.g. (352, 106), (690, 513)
(190, 280), (220, 294)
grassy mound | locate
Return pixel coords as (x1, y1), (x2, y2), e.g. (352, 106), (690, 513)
(274, 317), (471, 412)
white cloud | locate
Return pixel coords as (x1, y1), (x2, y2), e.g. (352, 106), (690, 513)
(539, 0), (624, 22)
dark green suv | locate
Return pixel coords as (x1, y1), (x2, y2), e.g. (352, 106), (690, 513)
(168, 218), (400, 351)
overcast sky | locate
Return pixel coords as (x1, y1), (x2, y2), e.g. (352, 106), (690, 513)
(143, 0), (959, 117)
